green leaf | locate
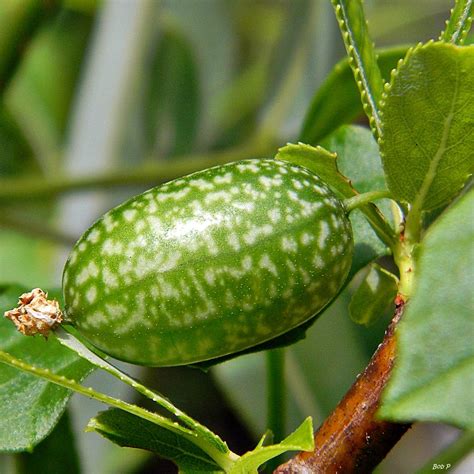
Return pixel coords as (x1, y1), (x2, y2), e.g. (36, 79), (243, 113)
(379, 42), (474, 211)
(380, 191), (474, 430)
(4, 9), (93, 167)
(15, 410), (80, 474)
(331, 0), (384, 138)
(87, 408), (222, 473)
(300, 46), (409, 145)
(146, 27), (200, 156)
(0, 284), (94, 452)
(0, 0), (60, 92)
(440, 0), (473, 45)
(275, 142), (354, 198)
(228, 417), (314, 474)
(349, 263), (398, 326)
(321, 125), (386, 194)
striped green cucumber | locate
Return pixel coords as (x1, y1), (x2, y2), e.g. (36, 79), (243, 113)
(62, 159), (353, 366)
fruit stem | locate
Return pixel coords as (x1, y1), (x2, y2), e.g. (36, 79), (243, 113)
(343, 190), (393, 213)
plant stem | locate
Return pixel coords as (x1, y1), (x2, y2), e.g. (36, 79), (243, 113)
(415, 431), (474, 474)
(344, 190), (393, 213)
(0, 142), (273, 203)
(0, 211), (76, 246)
(275, 304), (411, 473)
(266, 349), (287, 443)
(0, 349), (237, 471)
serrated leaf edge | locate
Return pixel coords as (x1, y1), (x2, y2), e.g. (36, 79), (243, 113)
(331, 0), (384, 139)
(439, 0), (473, 45)
(379, 41), (474, 210)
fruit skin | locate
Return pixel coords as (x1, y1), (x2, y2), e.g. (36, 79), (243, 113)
(62, 159), (353, 366)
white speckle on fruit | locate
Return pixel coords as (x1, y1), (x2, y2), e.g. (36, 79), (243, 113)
(103, 239), (123, 256)
(86, 286), (97, 303)
(281, 236), (298, 253)
(285, 258), (296, 272)
(232, 201), (255, 212)
(105, 302), (126, 318)
(204, 269), (216, 285)
(147, 200), (158, 213)
(313, 255), (324, 268)
(243, 224), (273, 245)
(242, 255), (252, 271)
(89, 310), (108, 326)
(123, 209), (137, 222)
(88, 229), (101, 243)
(205, 190), (231, 204)
(103, 267), (119, 287)
(161, 251), (182, 272)
(78, 242), (87, 252)
(260, 254), (278, 276)
(318, 221), (330, 248)
(68, 251), (78, 265)
(225, 289), (236, 306)
(214, 172), (233, 184)
(157, 187), (190, 202)
(331, 213), (341, 229)
(259, 175), (283, 189)
(190, 178), (214, 191)
(268, 208), (281, 223)
(103, 215), (117, 232)
(227, 232), (240, 251)
(292, 179), (303, 190)
(301, 232), (313, 245)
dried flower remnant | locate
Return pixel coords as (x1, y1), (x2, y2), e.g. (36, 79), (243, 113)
(4, 288), (63, 337)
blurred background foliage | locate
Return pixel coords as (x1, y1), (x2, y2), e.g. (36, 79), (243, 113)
(0, 1), (471, 473)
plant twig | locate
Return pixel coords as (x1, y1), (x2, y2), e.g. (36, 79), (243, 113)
(266, 349), (287, 443)
(0, 142), (273, 203)
(275, 303), (411, 473)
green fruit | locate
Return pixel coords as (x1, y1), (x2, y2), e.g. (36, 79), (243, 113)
(62, 159), (353, 366)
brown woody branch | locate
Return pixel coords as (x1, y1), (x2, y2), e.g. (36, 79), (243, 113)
(275, 302), (411, 473)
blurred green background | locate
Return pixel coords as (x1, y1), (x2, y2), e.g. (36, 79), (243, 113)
(0, 0), (471, 473)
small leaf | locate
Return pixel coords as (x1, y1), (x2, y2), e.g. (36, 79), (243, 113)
(379, 42), (474, 211)
(439, 0), (473, 45)
(275, 142), (354, 198)
(229, 417), (314, 474)
(300, 46), (409, 145)
(0, 284), (94, 452)
(349, 263), (398, 326)
(331, 0), (384, 138)
(88, 408), (222, 473)
(380, 191), (474, 430)
(15, 410), (80, 474)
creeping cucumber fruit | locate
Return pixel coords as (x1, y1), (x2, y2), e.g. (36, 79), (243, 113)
(62, 159), (353, 366)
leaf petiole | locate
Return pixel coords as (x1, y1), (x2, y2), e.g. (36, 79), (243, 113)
(343, 190), (393, 213)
